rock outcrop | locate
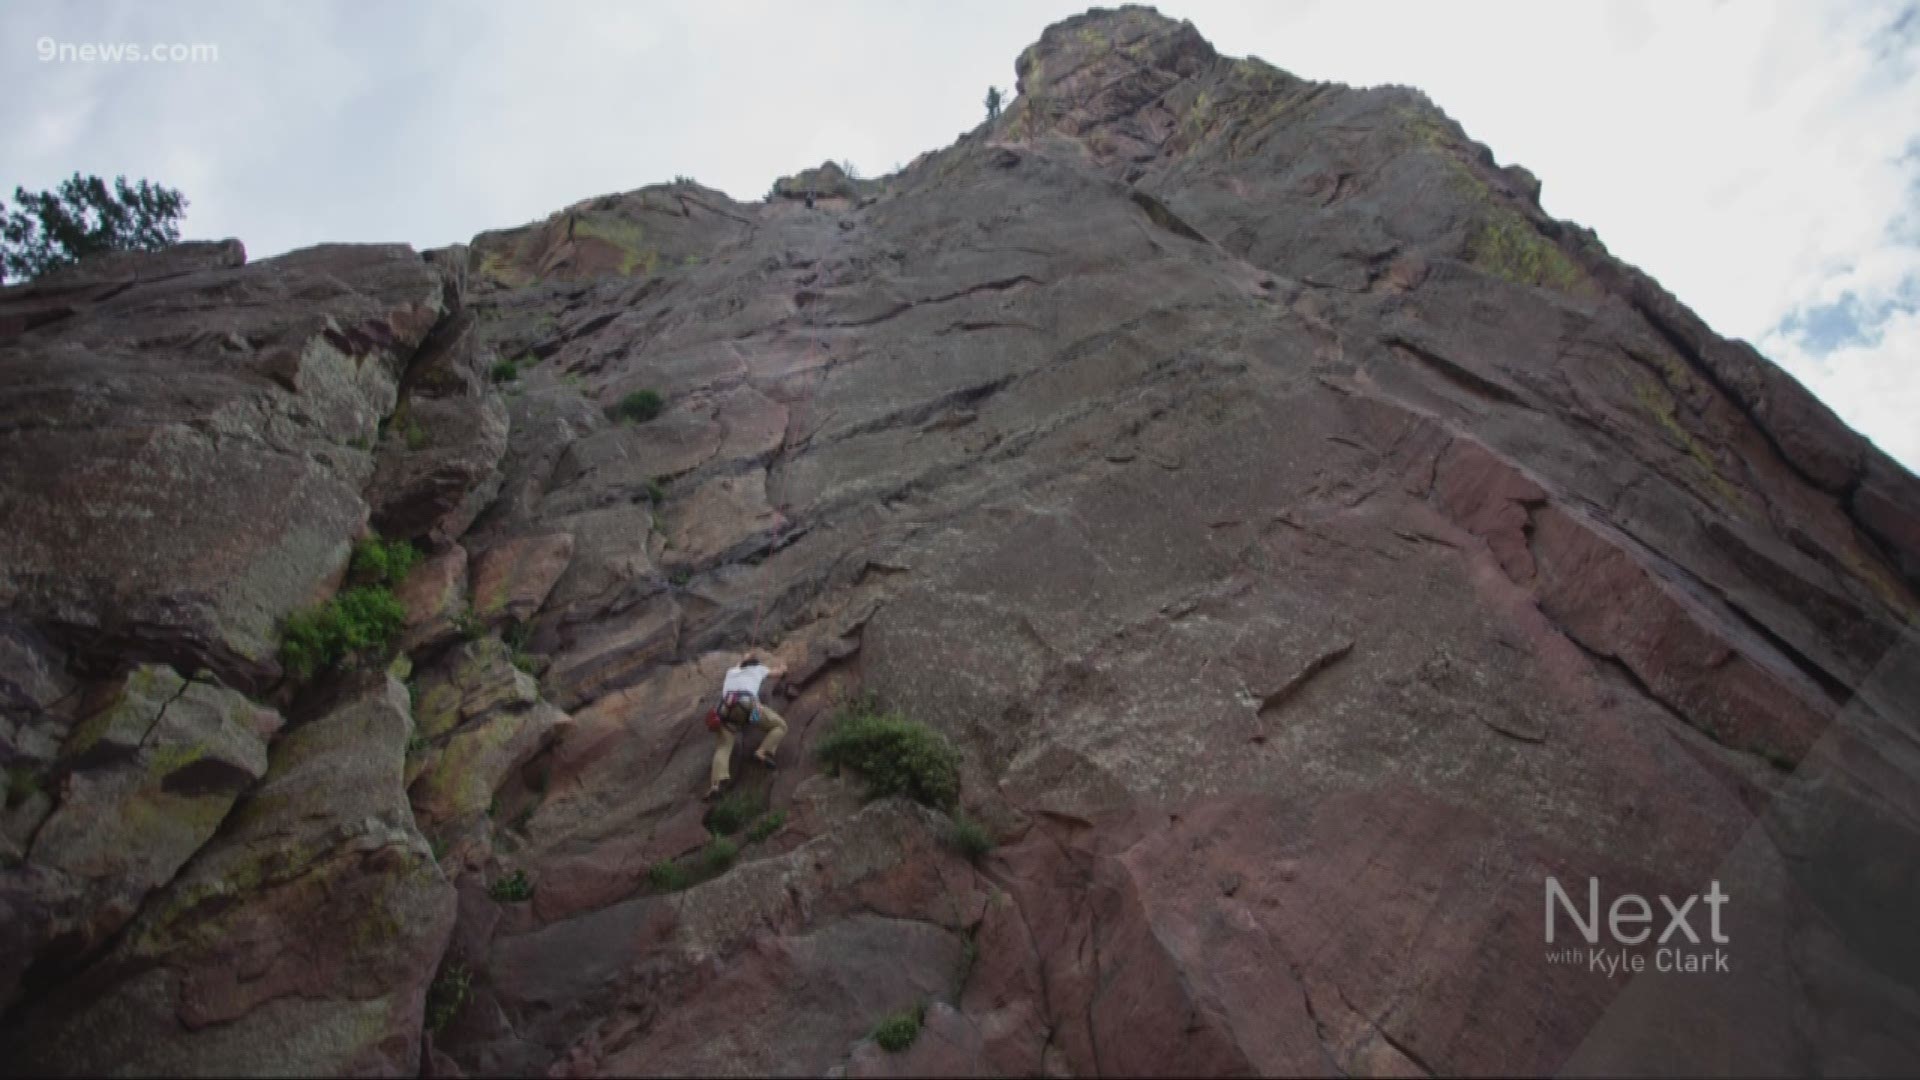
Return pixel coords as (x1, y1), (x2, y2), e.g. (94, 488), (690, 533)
(2, 5), (1918, 1076)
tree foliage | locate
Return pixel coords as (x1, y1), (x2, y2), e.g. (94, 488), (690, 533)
(2, 173), (187, 283)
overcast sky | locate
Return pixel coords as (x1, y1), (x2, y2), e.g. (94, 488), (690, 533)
(5, 1), (1917, 470)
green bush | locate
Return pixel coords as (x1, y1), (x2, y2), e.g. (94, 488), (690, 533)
(647, 478), (667, 504)
(746, 810), (786, 843)
(814, 700), (961, 809)
(403, 418), (429, 450)
(349, 534), (420, 588)
(707, 788), (767, 836)
(490, 358), (519, 383)
(946, 813), (994, 862)
(702, 836), (739, 874)
(487, 869), (533, 902)
(615, 389), (664, 423)
(647, 859), (692, 892)
(279, 585), (407, 680)
(872, 1003), (925, 1053)
(425, 962), (471, 1033)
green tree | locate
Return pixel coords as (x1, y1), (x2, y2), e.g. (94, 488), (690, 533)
(1, 173), (186, 283)
(985, 86), (1004, 123)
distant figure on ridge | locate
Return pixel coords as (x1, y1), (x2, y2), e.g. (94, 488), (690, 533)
(985, 85), (1004, 123)
(704, 653), (789, 799)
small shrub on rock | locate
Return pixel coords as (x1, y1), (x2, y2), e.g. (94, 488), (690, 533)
(707, 788), (767, 836)
(5, 764), (43, 809)
(872, 1003), (925, 1053)
(425, 962), (471, 1034)
(487, 869), (533, 902)
(349, 534), (420, 588)
(702, 836), (739, 874)
(647, 860), (692, 892)
(746, 809), (786, 843)
(946, 813), (994, 862)
(490, 358), (519, 383)
(614, 389), (664, 423)
(815, 699), (961, 810)
(279, 586), (406, 680)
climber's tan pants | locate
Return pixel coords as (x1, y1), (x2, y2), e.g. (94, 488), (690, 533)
(709, 703), (788, 789)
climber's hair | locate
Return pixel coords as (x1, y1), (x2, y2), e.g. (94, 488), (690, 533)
(740, 654), (760, 667)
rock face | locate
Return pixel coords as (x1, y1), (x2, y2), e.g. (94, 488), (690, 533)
(3, 5), (1919, 1076)
(0, 242), (446, 691)
(10, 675), (454, 1076)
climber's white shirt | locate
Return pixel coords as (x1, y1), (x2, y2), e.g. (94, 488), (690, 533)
(723, 663), (770, 698)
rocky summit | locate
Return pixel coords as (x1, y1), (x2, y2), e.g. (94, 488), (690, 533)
(3, 6), (1919, 1076)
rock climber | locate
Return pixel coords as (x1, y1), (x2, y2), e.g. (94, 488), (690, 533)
(705, 653), (789, 799)
(804, 187), (816, 210)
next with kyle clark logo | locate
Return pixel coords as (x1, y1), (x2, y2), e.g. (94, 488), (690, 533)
(1542, 876), (1732, 977)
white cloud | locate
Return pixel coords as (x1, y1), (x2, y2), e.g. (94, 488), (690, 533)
(1764, 306), (1920, 470)
(2, 0), (1915, 470)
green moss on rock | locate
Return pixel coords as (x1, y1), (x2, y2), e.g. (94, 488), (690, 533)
(1465, 210), (1584, 294)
